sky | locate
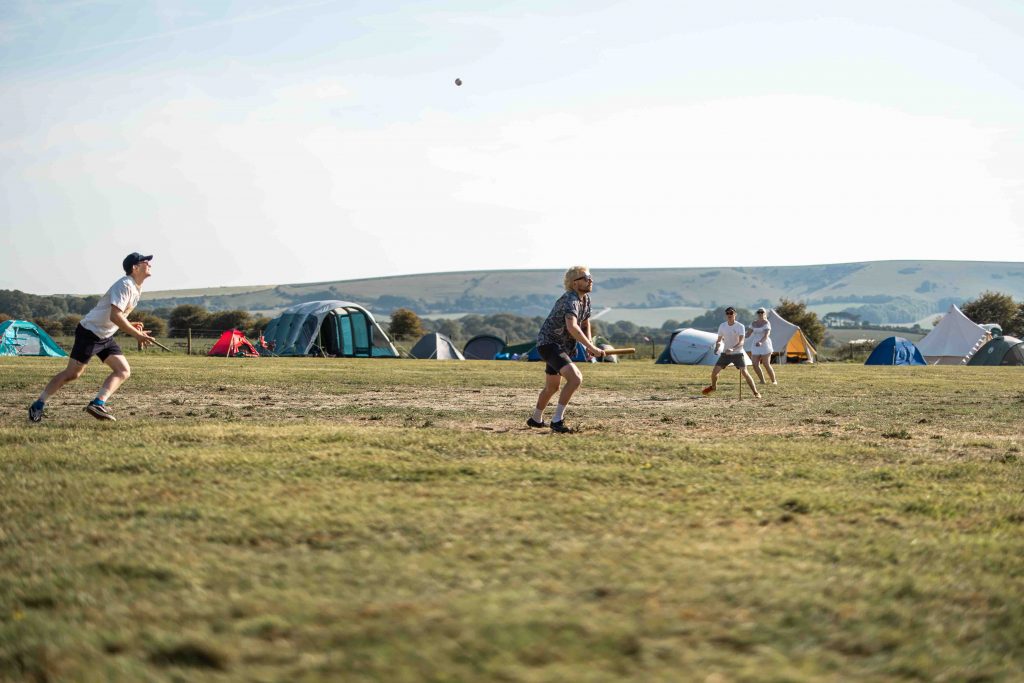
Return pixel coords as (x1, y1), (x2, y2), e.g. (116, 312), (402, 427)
(2, 0), (1023, 295)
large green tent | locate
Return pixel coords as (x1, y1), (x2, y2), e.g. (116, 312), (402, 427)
(263, 300), (398, 358)
(967, 335), (1024, 366)
(0, 320), (67, 357)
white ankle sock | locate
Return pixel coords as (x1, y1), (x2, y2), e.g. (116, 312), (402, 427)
(532, 408), (544, 422)
(553, 404), (567, 423)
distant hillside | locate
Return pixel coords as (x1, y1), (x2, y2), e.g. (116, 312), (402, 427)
(138, 260), (1024, 325)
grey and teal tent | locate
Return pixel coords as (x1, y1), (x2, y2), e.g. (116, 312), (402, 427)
(864, 337), (926, 366)
(967, 335), (1024, 366)
(463, 334), (506, 360)
(409, 332), (464, 360)
(263, 301), (398, 358)
(0, 320), (67, 357)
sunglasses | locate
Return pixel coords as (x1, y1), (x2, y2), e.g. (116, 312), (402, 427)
(574, 275), (593, 282)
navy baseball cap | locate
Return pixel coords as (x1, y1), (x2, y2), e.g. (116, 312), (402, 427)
(123, 252), (153, 274)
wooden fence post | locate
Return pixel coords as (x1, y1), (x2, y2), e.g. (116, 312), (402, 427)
(187, 328), (192, 356)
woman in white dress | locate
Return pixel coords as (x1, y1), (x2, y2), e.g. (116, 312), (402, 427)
(748, 308), (777, 385)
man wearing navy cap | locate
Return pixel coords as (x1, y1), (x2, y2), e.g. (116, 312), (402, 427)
(28, 253), (156, 422)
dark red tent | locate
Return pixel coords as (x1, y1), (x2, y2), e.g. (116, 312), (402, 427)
(208, 329), (260, 357)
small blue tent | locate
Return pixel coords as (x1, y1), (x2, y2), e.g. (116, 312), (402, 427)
(0, 320), (67, 357)
(526, 341), (589, 362)
(864, 336), (926, 366)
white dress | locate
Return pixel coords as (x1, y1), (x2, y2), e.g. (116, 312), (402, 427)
(749, 321), (773, 355)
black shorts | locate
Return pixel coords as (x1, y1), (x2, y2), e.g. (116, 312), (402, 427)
(70, 324), (123, 364)
(537, 343), (574, 376)
(715, 352), (746, 369)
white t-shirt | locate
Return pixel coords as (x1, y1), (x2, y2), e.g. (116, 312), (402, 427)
(717, 321), (746, 354)
(80, 276), (141, 339)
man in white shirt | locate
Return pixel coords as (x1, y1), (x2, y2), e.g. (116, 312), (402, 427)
(28, 253), (156, 422)
(702, 306), (761, 398)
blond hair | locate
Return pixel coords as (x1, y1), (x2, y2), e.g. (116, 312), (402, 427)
(564, 265), (590, 291)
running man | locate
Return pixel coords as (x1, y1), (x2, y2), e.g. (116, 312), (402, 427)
(527, 266), (605, 433)
(702, 306), (761, 398)
(28, 253), (156, 422)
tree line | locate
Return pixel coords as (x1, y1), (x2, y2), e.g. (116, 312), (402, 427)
(4, 289), (1020, 345)
(388, 298), (830, 348)
(0, 298), (273, 340)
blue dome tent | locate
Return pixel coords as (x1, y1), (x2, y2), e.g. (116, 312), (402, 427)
(864, 337), (926, 366)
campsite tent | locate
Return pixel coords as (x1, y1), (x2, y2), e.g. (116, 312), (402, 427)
(916, 304), (988, 365)
(208, 329), (260, 357)
(0, 320), (67, 357)
(263, 300), (398, 358)
(409, 332), (464, 360)
(744, 309), (817, 363)
(656, 328), (745, 365)
(463, 335), (506, 360)
(864, 337), (926, 366)
(967, 335), (1024, 366)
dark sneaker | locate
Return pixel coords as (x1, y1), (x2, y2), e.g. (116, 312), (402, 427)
(550, 420), (573, 434)
(526, 417), (548, 428)
(701, 386), (715, 395)
(85, 403), (116, 421)
(28, 402), (45, 422)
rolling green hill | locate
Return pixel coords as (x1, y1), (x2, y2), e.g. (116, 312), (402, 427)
(138, 260), (1024, 325)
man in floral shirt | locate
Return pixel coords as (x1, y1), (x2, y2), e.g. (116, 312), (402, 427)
(527, 266), (605, 433)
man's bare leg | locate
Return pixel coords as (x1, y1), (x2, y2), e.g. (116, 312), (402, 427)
(38, 358), (88, 402)
(95, 354), (131, 402)
(531, 373), (563, 425)
(740, 367), (761, 397)
(551, 363), (582, 428)
(557, 364), (582, 405)
(29, 358), (87, 421)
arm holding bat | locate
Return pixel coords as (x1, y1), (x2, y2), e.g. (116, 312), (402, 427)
(567, 314), (604, 358)
(112, 306), (155, 348)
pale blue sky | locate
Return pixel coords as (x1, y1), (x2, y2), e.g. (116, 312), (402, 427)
(2, 0), (1023, 294)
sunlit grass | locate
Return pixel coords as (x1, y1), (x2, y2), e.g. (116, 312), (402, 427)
(2, 357), (1022, 681)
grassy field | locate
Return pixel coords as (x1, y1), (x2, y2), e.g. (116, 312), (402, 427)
(2, 355), (1023, 682)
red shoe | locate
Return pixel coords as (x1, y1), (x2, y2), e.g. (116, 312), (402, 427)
(701, 386), (715, 395)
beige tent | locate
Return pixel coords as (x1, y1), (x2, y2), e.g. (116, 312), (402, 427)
(916, 304), (989, 365)
(744, 309), (817, 363)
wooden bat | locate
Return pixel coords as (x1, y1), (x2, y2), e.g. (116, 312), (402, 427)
(601, 347), (635, 355)
(137, 328), (173, 352)
(148, 339), (173, 353)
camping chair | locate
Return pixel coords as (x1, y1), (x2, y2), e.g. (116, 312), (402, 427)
(257, 334), (280, 357)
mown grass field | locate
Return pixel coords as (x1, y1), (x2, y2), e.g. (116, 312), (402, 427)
(2, 355), (1023, 682)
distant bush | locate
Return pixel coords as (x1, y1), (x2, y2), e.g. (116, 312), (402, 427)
(389, 308), (425, 341)
(962, 291), (1023, 337)
(60, 314), (82, 335)
(207, 310), (253, 333)
(168, 305), (210, 335)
